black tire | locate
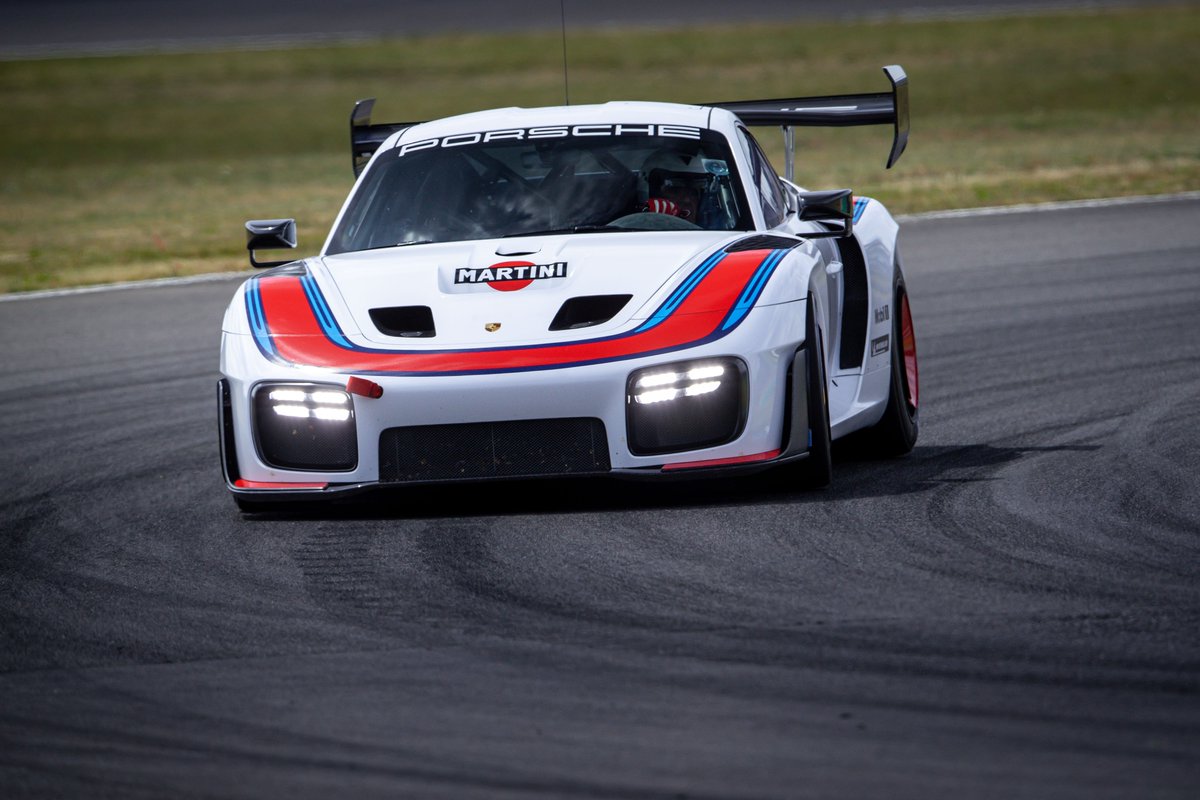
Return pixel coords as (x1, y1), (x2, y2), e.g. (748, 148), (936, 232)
(864, 266), (919, 457)
(793, 299), (833, 488)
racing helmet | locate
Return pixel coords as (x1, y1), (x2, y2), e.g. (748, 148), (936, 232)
(641, 149), (733, 227)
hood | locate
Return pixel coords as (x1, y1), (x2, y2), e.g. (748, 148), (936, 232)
(316, 232), (735, 347)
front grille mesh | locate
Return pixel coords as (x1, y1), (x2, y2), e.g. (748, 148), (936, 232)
(379, 418), (610, 482)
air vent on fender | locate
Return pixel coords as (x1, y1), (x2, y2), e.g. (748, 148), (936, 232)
(549, 295), (632, 331)
(369, 306), (436, 338)
(724, 234), (801, 252)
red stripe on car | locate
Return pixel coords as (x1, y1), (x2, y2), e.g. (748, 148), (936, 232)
(254, 249), (775, 374)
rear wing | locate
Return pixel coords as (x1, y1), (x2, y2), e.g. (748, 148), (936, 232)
(347, 65), (907, 178)
(350, 99), (421, 176)
(709, 65), (909, 176)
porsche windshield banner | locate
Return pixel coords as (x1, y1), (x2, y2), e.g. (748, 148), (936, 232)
(395, 124), (702, 156)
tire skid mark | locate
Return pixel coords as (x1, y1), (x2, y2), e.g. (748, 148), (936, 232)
(293, 525), (405, 615)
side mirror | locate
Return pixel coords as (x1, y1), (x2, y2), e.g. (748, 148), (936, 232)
(245, 218), (297, 268)
(796, 190), (854, 238)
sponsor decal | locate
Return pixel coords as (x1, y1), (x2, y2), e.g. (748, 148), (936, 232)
(396, 124), (702, 157)
(874, 304), (890, 324)
(871, 334), (890, 356)
(454, 260), (567, 292)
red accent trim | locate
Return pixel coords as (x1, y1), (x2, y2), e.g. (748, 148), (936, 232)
(234, 479), (328, 490)
(900, 293), (918, 409)
(255, 249), (772, 374)
(346, 376), (384, 398)
(660, 448), (782, 472)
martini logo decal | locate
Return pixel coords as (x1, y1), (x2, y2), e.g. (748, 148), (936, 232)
(454, 260), (567, 292)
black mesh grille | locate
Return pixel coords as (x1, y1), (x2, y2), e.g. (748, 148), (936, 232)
(379, 418), (610, 482)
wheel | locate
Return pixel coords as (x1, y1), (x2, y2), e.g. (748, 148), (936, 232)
(793, 297), (833, 488)
(863, 266), (919, 456)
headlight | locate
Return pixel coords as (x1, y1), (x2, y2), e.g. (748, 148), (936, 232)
(252, 383), (358, 471)
(626, 357), (747, 456)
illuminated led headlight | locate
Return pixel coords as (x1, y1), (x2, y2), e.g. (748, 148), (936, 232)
(626, 358), (747, 456)
(632, 364), (728, 403)
(266, 388), (351, 421)
(252, 383), (358, 471)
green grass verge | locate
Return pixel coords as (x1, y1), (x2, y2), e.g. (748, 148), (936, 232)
(1, 5), (1197, 292)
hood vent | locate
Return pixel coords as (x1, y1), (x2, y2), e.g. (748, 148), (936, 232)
(725, 234), (801, 252)
(549, 294), (632, 331)
(369, 305), (436, 338)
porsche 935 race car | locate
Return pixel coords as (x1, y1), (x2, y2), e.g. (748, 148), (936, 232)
(219, 66), (919, 508)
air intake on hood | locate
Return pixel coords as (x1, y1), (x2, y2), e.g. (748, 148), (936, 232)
(369, 306), (436, 338)
(725, 235), (802, 253)
(549, 295), (632, 331)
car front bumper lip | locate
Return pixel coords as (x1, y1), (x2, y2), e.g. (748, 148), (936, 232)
(224, 448), (811, 504)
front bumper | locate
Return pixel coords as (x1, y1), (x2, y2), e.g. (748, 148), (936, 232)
(220, 302), (812, 503)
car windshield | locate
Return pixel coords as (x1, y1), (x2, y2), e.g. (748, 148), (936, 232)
(326, 127), (751, 254)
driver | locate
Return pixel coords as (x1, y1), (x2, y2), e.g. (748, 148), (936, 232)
(642, 150), (711, 222)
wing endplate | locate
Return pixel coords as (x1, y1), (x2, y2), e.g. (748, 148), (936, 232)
(350, 98), (422, 177)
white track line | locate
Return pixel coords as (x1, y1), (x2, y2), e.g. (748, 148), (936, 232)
(896, 190), (1200, 222)
(0, 3), (1144, 61)
(0, 270), (245, 303)
(4, 191), (1198, 303)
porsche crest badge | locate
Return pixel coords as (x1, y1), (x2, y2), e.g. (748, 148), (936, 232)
(484, 322), (501, 333)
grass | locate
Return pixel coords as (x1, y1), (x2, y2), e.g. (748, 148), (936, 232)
(1, 4), (1197, 293)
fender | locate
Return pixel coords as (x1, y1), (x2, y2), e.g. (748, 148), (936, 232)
(751, 238), (825, 308)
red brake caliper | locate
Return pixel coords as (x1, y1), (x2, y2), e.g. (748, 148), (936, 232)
(901, 293), (919, 410)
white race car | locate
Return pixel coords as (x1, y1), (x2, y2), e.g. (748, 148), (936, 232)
(219, 66), (918, 509)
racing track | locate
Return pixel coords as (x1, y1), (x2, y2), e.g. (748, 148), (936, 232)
(1, 197), (1198, 798)
(1, 1), (1174, 58)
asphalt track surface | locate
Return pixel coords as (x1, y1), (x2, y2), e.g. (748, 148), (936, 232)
(1, 196), (1199, 797)
(1, 0), (1181, 58)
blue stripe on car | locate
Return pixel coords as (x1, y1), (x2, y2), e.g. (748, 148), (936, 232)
(720, 249), (788, 331)
(244, 279), (278, 360)
(632, 249), (727, 333)
(300, 274), (354, 349)
(853, 197), (870, 223)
